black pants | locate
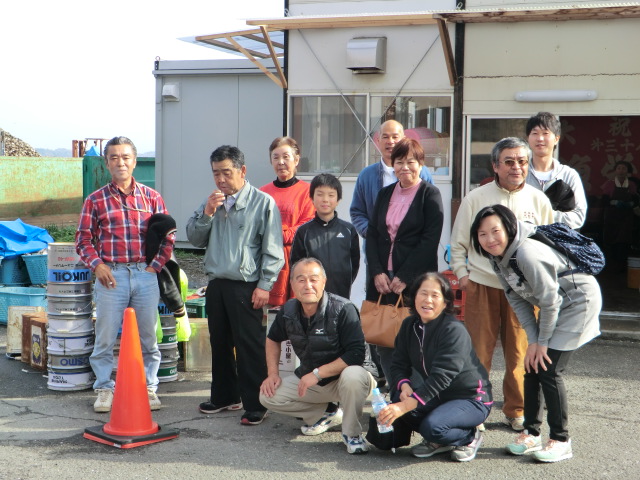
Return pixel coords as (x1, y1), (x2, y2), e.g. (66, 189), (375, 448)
(524, 348), (573, 442)
(206, 278), (267, 412)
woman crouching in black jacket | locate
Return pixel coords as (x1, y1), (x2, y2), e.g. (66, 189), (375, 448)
(377, 272), (493, 462)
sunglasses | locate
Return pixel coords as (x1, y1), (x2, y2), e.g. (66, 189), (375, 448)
(499, 158), (528, 168)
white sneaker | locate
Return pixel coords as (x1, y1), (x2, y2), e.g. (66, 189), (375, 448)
(450, 430), (483, 462)
(301, 408), (343, 436)
(506, 431), (543, 455)
(504, 416), (525, 431)
(94, 389), (114, 413)
(533, 438), (573, 463)
(342, 434), (369, 454)
(148, 389), (161, 411)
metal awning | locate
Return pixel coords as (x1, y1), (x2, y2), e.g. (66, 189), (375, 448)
(188, 3), (640, 88)
(182, 27), (287, 88)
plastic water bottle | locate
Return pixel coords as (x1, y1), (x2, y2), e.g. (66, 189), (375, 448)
(371, 388), (394, 433)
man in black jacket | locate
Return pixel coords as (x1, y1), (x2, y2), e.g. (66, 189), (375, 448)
(259, 258), (375, 454)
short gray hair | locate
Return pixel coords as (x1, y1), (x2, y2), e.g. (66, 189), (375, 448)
(289, 257), (326, 282)
(104, 136), (137, 158)
(490, 137), (531, 165)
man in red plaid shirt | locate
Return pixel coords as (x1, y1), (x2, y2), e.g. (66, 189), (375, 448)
(76, 136), (174, 413)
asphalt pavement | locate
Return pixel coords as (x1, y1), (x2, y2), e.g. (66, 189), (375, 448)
(0, 326), (638, 480)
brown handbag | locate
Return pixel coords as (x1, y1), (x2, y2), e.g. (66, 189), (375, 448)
(360, 294), (410, 348)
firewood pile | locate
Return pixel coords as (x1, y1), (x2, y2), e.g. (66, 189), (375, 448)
(0, 128), (41, 157)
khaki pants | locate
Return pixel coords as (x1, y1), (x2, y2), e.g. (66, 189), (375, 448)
(260, 366), (375, 437)
(464, 280), (527, 418)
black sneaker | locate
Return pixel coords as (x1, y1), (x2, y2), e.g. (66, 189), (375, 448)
(199, 400), (243, 414)
(241, 410), (268, 425)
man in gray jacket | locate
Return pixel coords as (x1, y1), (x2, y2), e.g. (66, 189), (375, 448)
(186, 145), (284, 426)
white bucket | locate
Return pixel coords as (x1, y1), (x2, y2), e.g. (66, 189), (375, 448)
(47, 282), (92, 296)
(48, 352), (91, 369)
(47, 367), (94, 391)
(47, 294), (93, 316)
(47, 243), (86, 270)
(47, 332), (95, 355)
(46, 315), (94, 334)
(159, 343), (180, 363)
(158, 361), (178, 382)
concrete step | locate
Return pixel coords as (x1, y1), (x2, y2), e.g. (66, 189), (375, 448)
(600, 311), (640, 341)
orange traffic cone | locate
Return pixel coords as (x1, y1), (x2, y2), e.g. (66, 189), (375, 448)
(84, 307), (179, 448)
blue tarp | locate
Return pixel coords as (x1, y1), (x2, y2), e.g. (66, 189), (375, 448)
(0, 219), (55, 258)
(85, 145), (101, 156)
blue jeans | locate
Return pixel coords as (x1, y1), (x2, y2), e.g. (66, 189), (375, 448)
(395, 392), (491, 446)
(90, 263), (161, 392)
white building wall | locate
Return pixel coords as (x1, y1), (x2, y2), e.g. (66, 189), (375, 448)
(463, 18), (640, 115)
(287, 24), (452, 94)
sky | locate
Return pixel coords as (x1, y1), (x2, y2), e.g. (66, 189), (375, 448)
(1, 0), (284, 153)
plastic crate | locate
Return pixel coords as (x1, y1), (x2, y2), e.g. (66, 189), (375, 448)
(0, 286), (47, 325)
(22, 254), (48, 285)
(0, 256), (30, 286)
(441, 269), (466, 322)
(185, 297), (206, 318)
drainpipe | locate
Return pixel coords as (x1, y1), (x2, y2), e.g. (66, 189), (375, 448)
(451, 1), (466, 221)
(282, 0), (289, 136)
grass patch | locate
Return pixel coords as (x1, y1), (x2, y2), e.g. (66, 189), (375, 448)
(45, 224), (76, 242)
(174, 248), (204, 260)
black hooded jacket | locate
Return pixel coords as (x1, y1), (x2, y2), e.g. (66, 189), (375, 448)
(146, 213), (185, 317)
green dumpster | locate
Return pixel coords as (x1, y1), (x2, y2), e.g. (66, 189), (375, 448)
(82, 156), (155, 199)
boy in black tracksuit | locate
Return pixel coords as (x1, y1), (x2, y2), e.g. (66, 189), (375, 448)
(290, 173), (360, 299)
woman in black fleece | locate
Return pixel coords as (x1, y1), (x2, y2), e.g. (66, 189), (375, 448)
(378, 272), (493, 462)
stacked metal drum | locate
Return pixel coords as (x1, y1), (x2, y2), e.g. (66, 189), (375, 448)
(157, 303), (179, 382)
(45, 243), (95, 391)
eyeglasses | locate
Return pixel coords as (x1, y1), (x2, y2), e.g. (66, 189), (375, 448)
(499, 158), (529, 168)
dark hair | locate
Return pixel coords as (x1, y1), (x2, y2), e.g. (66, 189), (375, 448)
(390, 137), (425, 166)
(269, 136), (301, 158)
(289, 257), (326, 282)
(490, 137), (531, 166)
(103, 136), (137, 158)
(526, 112), (561, 137)
(614, 160), (634, 175)
(309, 173), (342, 201)
(210, 145), (244, 169)
(407, 272), (455, 316)
(470, 204), (518, 258)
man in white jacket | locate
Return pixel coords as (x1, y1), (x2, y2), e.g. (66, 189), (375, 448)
(450, 137), (554, 432)
(525, 111), (587, 229)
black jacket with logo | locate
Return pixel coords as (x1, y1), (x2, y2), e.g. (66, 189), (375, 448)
(267, 292), (365, 385)
(290, 213), (360, 299)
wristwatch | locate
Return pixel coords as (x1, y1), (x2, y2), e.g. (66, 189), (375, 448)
(312, 368), (323, 381)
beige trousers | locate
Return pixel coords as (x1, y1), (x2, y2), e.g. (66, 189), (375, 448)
(260, 366), (375, 437)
